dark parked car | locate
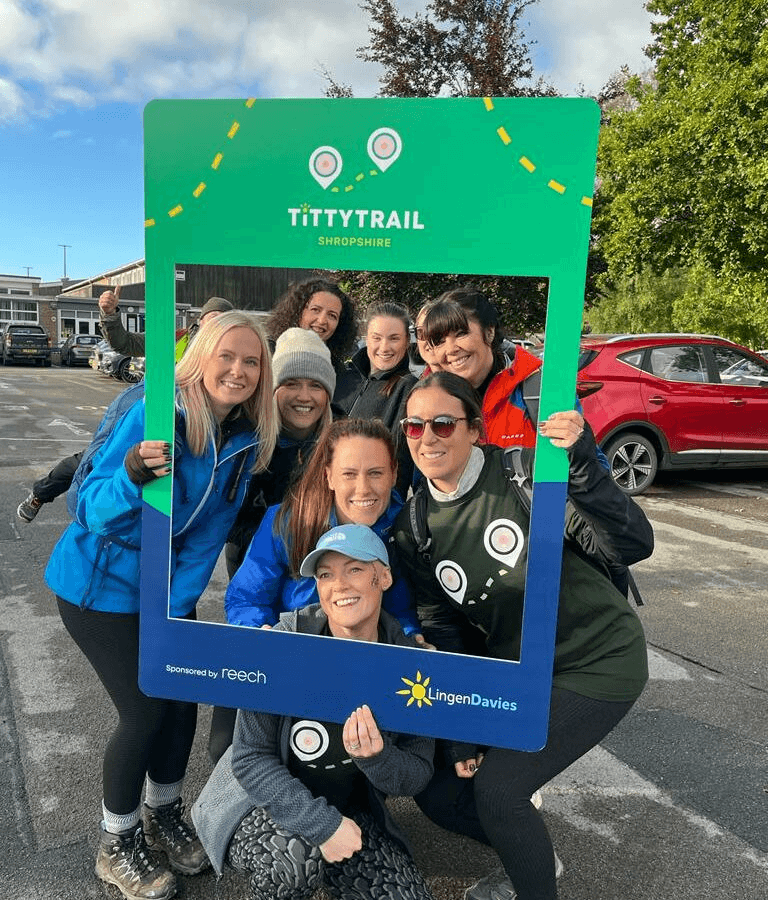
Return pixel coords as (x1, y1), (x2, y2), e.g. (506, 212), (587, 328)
(577, 333), (768, 494)
(1, 322), (52, 366)
(60, 333), (100, 366)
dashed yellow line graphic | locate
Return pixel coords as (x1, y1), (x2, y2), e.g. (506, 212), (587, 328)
(145, 98), (256, 228)
(485, 97), (593, 208)
(147, 95), (593, 229)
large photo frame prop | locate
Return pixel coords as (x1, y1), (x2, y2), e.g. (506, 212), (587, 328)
(140, 97), (600, 751)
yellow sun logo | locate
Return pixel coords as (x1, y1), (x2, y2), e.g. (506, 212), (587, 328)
(397, 671), (432, 708)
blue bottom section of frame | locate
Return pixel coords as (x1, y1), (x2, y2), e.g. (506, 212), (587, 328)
(138, 482), (569, 752)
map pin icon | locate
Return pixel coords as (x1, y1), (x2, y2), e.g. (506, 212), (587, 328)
(483, 519), (526, 570)
(309, 146), (342, 189)
(367, 127), (402, 172)
(435, 560), (468, 605)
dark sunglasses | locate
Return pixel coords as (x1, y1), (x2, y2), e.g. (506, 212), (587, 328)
(400, 415), (468, 439)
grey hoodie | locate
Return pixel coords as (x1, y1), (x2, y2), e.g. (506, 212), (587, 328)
(192, 604), (434, 875)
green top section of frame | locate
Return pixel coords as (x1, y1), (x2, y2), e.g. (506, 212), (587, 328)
(143, 97), (600, 510)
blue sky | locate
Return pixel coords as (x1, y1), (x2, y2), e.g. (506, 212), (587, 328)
(0, 1), (654, 283)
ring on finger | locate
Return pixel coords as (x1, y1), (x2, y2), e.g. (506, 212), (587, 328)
(348, 742), (361, 751)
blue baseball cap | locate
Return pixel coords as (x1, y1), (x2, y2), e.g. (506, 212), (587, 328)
(299, 524), (390, 577)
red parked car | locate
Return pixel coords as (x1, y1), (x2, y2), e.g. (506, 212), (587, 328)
(577, 334), (768, 494)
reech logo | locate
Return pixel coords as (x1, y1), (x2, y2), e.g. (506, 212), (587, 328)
(288, 126), (426, 238)
(397, 670), (518, 713)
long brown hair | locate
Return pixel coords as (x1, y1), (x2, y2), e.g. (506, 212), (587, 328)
(267, 278), (357, 364)
(275, 418), (396, 576)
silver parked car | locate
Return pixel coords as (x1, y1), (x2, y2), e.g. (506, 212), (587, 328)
(60, 333), (100, 366)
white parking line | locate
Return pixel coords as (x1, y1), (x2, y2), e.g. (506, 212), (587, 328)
(675, 480), (768, 499)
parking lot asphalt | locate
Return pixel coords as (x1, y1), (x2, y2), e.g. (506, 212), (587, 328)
(0, 366), (766, 899)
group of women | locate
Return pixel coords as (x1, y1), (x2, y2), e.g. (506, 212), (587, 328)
(46, 277), (654, 900)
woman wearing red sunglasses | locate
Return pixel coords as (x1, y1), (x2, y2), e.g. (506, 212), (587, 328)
(393, 371), (653, 900)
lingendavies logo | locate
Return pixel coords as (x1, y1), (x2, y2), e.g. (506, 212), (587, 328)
(287, 127), (427, 239)
(397, 671), (518, 713)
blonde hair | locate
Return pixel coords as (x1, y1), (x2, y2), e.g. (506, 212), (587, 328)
(175, 311), (278, 472)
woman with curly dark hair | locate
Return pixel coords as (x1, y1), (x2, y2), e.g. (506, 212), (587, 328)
(266, 278), (357, 371)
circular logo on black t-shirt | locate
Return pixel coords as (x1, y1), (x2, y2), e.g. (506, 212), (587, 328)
(290, 720), (330, 761)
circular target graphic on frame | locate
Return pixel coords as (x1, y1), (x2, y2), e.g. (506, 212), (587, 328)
(309, 146), (343, 189)
(484, 519), (525, 569)
(367, 127), (402, 171)
(290, 720), (330, 761)
(435, 559), (468, 605)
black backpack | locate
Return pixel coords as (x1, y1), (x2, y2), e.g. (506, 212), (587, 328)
(407, 444), (644, 607)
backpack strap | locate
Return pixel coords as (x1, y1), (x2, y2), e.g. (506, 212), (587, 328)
(408, 481), (432, 564)
(501, 446), (534, 514)
(626, 568), (645, 607)
(521, 369), (542, 425)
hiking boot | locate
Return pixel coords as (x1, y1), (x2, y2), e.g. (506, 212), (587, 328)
(143, 798), (210, 875)
(16, 492), (43, 522)
(464, 853), (564, 900)
(95, 824), (177, 900)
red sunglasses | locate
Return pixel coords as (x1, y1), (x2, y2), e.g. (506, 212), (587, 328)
(400, 415), (468, 439)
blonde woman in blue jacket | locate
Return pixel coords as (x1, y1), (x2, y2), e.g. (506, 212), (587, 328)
(45, 311), (278, 900)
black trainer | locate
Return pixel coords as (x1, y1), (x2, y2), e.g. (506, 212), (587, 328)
(95, 824), (177, 900)
(143, 798), (210, 875)
(17, 492), (43, 522)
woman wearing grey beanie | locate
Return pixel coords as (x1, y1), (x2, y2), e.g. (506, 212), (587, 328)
(212, 328), (337, 765)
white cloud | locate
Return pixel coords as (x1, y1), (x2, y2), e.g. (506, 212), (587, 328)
(0, 0), (380, 117)
(0, 0), (657, 118)
(51, 128), (73, 138)
(527, 1), (656, 94)
(0, 76), (28, 123)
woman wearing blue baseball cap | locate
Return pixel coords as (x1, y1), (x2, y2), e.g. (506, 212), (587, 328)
(193, 525), (435, 900)
(225, 418), (422, 639)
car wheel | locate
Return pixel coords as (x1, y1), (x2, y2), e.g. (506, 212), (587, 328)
(604, 432), (658, 496)
(119, 358), (141, 384)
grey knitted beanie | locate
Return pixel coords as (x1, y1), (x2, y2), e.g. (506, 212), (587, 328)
(272, 327), (336, 398)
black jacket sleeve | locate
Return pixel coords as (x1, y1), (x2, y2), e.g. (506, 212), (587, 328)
(564, 423), (654, 567)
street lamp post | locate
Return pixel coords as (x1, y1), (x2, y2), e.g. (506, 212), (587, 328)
(58, 244), (71, 280)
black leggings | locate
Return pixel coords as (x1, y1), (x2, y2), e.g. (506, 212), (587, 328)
(415, 687), (636, 900)
(57, 598), (198, 815)
(33, 451), (83, 503)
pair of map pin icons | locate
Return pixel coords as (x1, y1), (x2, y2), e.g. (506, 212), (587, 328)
(309, 127), (402, 189)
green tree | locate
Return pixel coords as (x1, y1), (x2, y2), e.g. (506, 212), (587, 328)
(588, 266), (768, 348)
(593, 0), (768, 318)
(334, 270), (549, 337)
